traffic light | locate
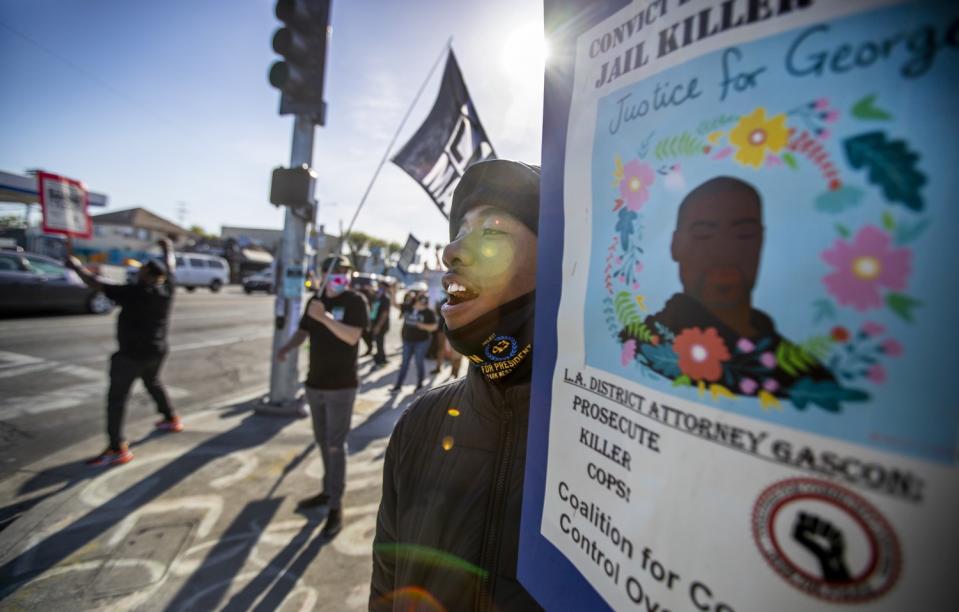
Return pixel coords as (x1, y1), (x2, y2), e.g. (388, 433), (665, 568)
(269, 0), (331, 124)
(271, 164), (317, 219)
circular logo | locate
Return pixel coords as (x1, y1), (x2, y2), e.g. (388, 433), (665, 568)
(484, 335), (519, 362)
(751, 478), (901, 603)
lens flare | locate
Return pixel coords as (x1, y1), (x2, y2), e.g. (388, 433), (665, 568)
(373, 586), (446, 612)
(441, 436), (455, 451)
(447, 408), (460, 417)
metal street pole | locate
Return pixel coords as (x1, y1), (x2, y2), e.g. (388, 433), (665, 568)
(266, 114), (314, 415)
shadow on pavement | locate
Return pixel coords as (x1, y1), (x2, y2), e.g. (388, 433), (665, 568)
(164, 497), (287, 611)
(0, 426), (193, 534)
(0, 401), (296, 601)
(219, 510), (327, 612)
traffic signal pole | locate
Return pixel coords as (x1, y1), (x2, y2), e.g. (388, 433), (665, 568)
(266, 114), (314, 414)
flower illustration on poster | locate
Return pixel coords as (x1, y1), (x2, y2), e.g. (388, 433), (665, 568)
(600, 93), (929, 414)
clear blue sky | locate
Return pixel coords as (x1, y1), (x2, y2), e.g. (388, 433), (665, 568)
(0, 0), (545, 247)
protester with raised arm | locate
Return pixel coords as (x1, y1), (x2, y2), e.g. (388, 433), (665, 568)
(277, 254), (369, 538)
(65, 237), (182, 466)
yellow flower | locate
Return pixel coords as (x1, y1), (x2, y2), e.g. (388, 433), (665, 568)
(707, 130), (723, 144)
(635, 294), (647, 312)
(729, 108), (789, 168)
(613, 155), (625, 186)
(758, 390), (782, 411)
(709, 384), (736, 401)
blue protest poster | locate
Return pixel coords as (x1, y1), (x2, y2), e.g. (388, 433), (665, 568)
(521, 1), (959, 609)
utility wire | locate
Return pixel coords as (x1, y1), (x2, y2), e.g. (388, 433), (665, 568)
(315, 36), (452, 295)
(0, 18), (185, 132)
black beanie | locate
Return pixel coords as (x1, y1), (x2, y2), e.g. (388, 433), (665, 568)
(449, 159), (541, 241)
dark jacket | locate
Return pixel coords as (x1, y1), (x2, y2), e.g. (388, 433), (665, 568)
(370, 367), (542, 611)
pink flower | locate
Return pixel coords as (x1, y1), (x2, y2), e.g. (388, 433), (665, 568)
(763, 378), (779, 393)
(619, 160), (655, 211)
(880, 338), (903, 357)
(736, 338), (755, 353)
(814, 98), (829, 110)
(824, 110), (840, 123)
(739, 378), (758, 395)
(861, 321), (886, 337)
(817, 129), (831, 140)
(868, 364), (887, 383)
(760, 351), (777, 369)
(621, 339), (637, 366)
(821, 226), (912, 311)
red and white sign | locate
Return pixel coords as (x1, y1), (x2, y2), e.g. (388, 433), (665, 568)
(37, 171), (91, 238)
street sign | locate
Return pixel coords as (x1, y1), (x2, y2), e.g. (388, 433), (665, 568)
(37, 172), (91, 238)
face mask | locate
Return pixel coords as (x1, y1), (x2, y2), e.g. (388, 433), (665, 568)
(326, 273), (349, 296)
(445, 292), (535, 384)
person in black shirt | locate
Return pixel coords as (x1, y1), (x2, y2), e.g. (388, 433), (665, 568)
(360, 284), (377, 356)
(65, 237), (182, 467)
(389, 293), (438, 393)
(369, 281), (393, 369)
(277, 254), (369, 538)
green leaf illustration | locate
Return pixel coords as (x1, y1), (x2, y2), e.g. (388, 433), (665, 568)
(812, 298), (836, 323)
(654, 131), (705, 160)
(815, 186), (863, 214)
(851, 94), (893, 121)
(788, 378), (870, 412)
(775, 340), (821, 377)
(640, 343), (682, 378)
(672, 374), (692, 388)
(881, 210), (895, 231)
(614, 291), (653, 341)
(886, 292), (922, 323)
(799, 336), (834, 361)
(843, 131), (927, 211)
(894, 218), (930, 245)
(696, 114), (739, 135)
(782, 152), (798, 170)
(836, 224), (850, 238)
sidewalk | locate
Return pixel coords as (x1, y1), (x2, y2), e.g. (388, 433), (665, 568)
(0, 344), (448, 611)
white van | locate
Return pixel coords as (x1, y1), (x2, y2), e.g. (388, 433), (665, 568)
(174, 253), (230, 292)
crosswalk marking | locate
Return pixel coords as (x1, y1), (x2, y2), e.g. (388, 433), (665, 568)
(0, 350), (188, 418)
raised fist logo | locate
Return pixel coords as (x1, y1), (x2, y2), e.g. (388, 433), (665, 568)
(792, 511), (852, 583)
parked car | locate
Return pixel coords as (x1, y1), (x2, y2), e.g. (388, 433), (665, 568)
(0, 250), (113, 315)
(174, 253), (230, 292)
(243, 269), (273, 294)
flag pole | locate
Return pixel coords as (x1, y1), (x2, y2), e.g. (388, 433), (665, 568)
(316, 37), (452, 291)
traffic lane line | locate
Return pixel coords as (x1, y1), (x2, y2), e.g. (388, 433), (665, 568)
(0, 309), (273, 336)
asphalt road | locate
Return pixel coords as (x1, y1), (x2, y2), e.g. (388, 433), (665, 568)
(0, 286), (301, 478)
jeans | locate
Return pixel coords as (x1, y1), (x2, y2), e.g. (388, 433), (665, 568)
(395, 339), (429, 387)
(304, 386), (357, 508)
(107, 351), (174, 449)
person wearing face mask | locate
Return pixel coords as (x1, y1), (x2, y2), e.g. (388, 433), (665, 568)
(277, 254), (369, 538)
(370, 159), (542, 610)
(369, 281), (394, 370)
(390, 293), (439, 393)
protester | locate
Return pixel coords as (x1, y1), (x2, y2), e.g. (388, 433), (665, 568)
(277, 254), (369, 538)
(371, 159), (541, 609)
(369, 281), (393, 369)
(65, 238), (182, 466)
(389, 293), (438, 393)
(360, 282), (378, 356)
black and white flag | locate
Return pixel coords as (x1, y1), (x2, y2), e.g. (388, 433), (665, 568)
(392, 50), (496, 219)
(396, 233), (420, 274)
